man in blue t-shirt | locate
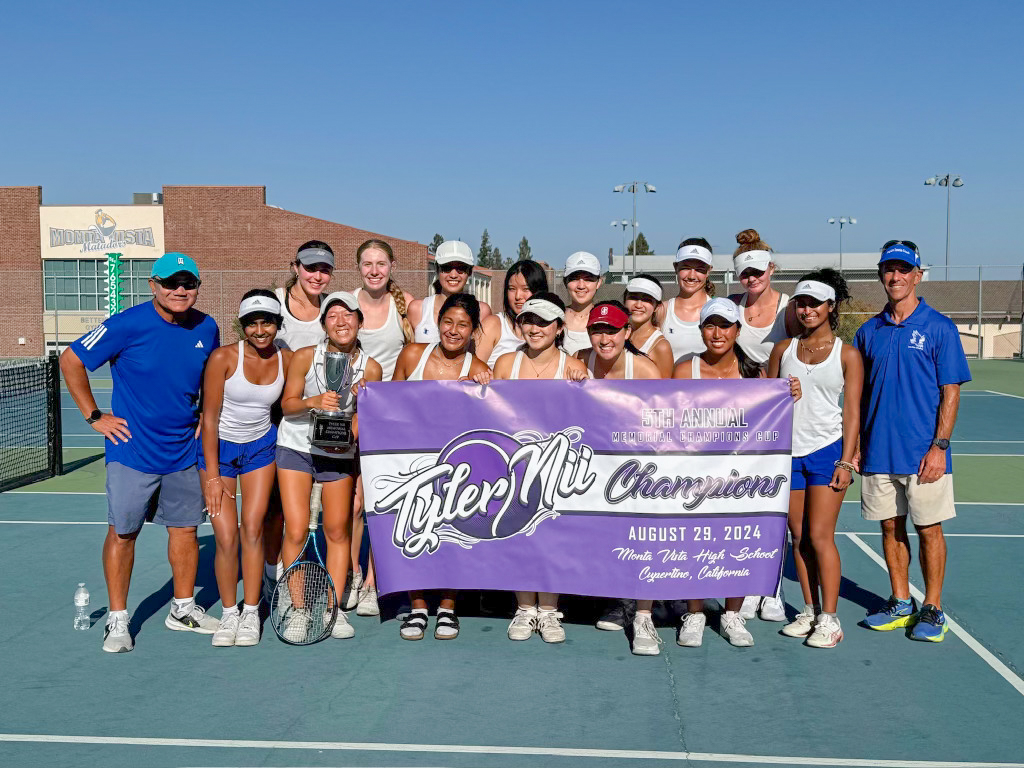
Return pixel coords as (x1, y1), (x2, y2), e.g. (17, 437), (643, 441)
(853, 240), (971, 643)
(61, 253), (220, 653)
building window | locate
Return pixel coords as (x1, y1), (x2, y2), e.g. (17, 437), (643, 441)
(44, 259), (155, 311)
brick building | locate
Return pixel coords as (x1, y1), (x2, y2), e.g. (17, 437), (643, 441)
(1, 185), (435, 357)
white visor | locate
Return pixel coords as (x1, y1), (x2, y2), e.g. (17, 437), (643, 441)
(434, 240), (475, 266)
(699, 297), (741, 325)
(734, 249), (772, 274)
(626, 277), (663, 302)
(238, 295), (282, 319)
(518, 298), (565, 323)
(674, 244), (713, 266)
(793, 280), (836, 303)
(320, 291), (360, 319)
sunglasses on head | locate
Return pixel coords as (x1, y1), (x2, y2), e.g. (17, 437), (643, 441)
(439, 262), (471, 274)
(155, 276), (200, 291)
(881, 240), (919, 254)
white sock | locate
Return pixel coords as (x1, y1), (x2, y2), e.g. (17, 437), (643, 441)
(221, 603), (239, 617)
(173, 597), (195, 615)
(724, 610), (739, 618)
(242, 603), (259, 614)
(803, 603), (816, 615)
(108, 609), (128, 623)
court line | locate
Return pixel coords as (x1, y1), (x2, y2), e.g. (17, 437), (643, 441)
(847, 532), (1024, 539)
(844, 533), (1024, 698)
(840, 501), (1024, 507)
(983, 389), (1024, 401)
(0, 733), (1021, 767)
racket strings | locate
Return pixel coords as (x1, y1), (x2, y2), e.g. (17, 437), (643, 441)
(270, 562), (337, 645)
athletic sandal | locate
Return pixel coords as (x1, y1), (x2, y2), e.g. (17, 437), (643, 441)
(434, 610), (460, 640)
(400, 610), (428, 641)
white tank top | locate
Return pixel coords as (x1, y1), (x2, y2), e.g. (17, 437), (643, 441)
(737, 292), (791, 365)
(413, 294), (441, 344)
(587, 350), (635, 379)
(407, 343), (474, 381)
(276, 341), (368, 459)
(637, 329), (665, 355)
(353, 288), (406, 382)
(219, 342), (285, 443)
(274, 287), (325, 351)
(488, 314), (522, 368)
(510, 350), (568, 379)
(663, 298), (708, 363)
(562, 328), (591, 356)
(689, 354), (702, 380)
(779, 338), (845, 457)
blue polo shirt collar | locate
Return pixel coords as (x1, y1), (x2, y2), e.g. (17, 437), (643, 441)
(882, 297), (929, 327)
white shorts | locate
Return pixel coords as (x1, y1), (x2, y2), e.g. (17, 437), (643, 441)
(860, 473), (956, 527)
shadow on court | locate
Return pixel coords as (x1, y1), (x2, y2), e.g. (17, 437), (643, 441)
(129, 534), (217, 638)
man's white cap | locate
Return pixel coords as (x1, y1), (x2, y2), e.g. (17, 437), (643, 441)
(733, 249), (772, 275)
(674, 244), (713, 266)
(320, 291), (360, 319)
(238, 295), (282, 319)
(518, 297), (565, 323)
(793, 280), (836, 303)
(564, 251), (602, 277)
(699, 297), (741, 325)
(434, 240), (475, 267)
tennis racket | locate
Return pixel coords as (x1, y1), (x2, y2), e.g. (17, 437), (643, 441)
(270, 482), (338, 645)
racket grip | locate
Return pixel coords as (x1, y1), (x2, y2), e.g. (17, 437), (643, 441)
(309, 482), (323, 531)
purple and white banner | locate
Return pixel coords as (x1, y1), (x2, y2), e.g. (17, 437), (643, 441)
(360, 379), (792, 599)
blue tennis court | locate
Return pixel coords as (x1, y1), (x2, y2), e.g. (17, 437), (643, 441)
(1, 361), (1022, 767)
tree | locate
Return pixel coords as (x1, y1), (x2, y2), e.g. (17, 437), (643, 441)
(625, 232), (653, 256)
(517, 236), (532, 261)
(492, 247), (503, 269)
(429, 233), (444, 254)
(478, 229), (493, 268)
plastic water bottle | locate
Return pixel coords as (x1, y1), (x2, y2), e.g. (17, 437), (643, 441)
(73, 583), (90, 630)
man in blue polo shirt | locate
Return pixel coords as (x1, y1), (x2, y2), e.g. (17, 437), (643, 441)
(61, 253), (220, 652)
(854, 240), (970, 643)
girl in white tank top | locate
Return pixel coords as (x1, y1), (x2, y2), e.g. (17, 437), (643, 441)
(487, 313), (522, 368)
(561, 253), (603, 356)
(730, 230), (794, 366)
(623, 276), (674, 377)
(353, 287), (407, 382)
(200, 291), (292, 641)
(661, 243), (714, 363)
(409, 251), (493, 343)
(767, 272), (861, 648)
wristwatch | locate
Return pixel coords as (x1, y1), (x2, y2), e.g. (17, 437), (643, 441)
(86, 409), (102, 424)
(932, 438), (950, 451)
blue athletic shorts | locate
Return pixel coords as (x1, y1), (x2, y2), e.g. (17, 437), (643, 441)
(198, 426), (277, 478)
(791, 438), (843, 491)
(275, 445), (354, 484)
(106, 462), (205, 535)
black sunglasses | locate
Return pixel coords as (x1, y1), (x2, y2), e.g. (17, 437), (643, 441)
(439, 263), (471, 274)
(881, 240), (919, 254)
(154, 276), (200, 290)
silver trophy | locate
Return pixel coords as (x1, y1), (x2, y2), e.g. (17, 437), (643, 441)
(310, 351), (355, 450)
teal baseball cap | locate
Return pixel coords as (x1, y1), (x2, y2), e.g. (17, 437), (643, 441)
(151, 252), (200, 279)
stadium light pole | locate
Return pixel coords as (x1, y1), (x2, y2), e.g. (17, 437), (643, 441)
(924, 174), (964, 271)
(613, 182), (656, 275)
(827, 217), (856, 273)
(610, 219), (630, 276)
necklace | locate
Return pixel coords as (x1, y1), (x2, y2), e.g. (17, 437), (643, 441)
(797, 336), (835, 374)
(525, 351), (558, 379)
(432, 346), (464, 373)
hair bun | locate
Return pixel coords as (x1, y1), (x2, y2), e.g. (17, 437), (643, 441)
(736, 228), (760, 246)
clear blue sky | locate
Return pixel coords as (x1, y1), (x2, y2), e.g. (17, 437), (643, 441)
(3, 2), (1022, 273)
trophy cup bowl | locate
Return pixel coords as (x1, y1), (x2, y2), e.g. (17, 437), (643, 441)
(310, 351), (355, 450)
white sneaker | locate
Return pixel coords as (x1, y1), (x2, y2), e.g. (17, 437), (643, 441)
(344, 570), (363, 611)
(676, 611), (706, 647)
(356, 586), (379, 617)
(165, 603), (219, 634)
(631, 614), (661, 656)
(508, 606), (537, 641)
(806, 613), (843, 648)
(759, 595), (787, 622)
(235, 610), (261, 647)
(782, 606), (817, 638)
(739, 595), (759, 620)
(721, 611), (754, 647)
(102, 613), (133, 653)
(283, 609), (311, 642)
(330, 610), (355, 639)
(537, 610), (566, 643)
(212, 612), (240, 647)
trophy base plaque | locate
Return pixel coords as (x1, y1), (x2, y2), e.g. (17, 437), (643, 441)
(310, 413), (353, 450)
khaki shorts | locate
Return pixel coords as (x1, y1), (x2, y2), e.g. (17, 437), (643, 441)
(860, 473), (956, 527)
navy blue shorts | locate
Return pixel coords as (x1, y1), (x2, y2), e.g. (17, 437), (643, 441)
(199, 426), (277, 478)
(275, 445), (354, 484)
(106, 462), (205, 535)
(791, 438), (843, 491)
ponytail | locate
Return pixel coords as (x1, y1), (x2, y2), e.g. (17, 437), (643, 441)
(388, 278), (415, 344)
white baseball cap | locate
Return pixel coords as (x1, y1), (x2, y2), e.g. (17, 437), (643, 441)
(674, 244), (713, 266)
(320, 291), (360, 320)
(699, 297), (741, 325)
(733, 249), (772, 275)
(793, 280), (836, 303)
(564, 251), (602, 277)
(434, 240), (475, 267)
